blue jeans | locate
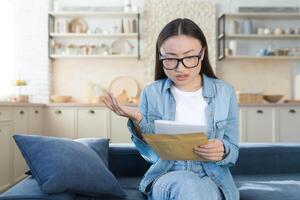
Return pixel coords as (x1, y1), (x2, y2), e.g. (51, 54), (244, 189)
(147, 161), (223, 200)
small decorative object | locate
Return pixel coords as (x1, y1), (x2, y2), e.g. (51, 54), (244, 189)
(50, 95), (72, 103)
(111, 39), (134, 55)
(122, 18), (132, 33)
(54, 19), (69, 33)
(97, 44), (110, 55)
(263, 95), (284, 103)
(266, 44), (275, 56)
(257, 27), (264, 35)
(120, 19), (124, 33)
(263, 28), (271, 35)
(294, 28), (300, 34)
(90, 84), (106, 104)
(117, 90), (129, 103)
(228, 20), (240, 34)
(228, 40), (237, 55)
(69, 18), (88, 33)
(242, 20), (253, 34)
(67, 44), (77, 55)
(51, 40), (62, 54)
(285, 28), (294, 35)
(225, 48), (232, 56)
(108, 76), (141, 104)
(274, 28), (284, 35)
(13, 79), (29, 103)
(257, 48), (268, 56)
(132, 19), (137, 33)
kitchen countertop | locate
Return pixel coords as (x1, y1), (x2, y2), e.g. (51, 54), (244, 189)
(46, 102), (138, 107)
(0, 102), (45, 107)
(239, 102), (300, 107)
(1, 102), (300, 107)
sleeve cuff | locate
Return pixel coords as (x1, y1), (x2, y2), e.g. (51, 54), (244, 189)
(216, 139), (231, 165)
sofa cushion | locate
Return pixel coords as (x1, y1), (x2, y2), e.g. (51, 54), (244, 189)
(13, 134), (126, 198)
(24, 137), (110, 176)
(75, 177), (147, 200)
(0, 176), (75, 200)
(231, 143), (300, 175)
(235, 174), (300, 200)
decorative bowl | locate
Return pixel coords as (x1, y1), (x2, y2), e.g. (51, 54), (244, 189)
(263, 95), (284, 103)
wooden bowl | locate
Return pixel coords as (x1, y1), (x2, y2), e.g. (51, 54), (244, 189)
(51, 95), (72, 103)
(263, 95), (284, 103)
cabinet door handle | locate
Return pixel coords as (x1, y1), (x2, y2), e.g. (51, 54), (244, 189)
(55, 110), (62, 114)
(34, 110), (39, 114)
(20, 110), (24, 115)
(289, 109), (296, 114)
(256, 110), (264, 114)
(89, 109), (95, 114)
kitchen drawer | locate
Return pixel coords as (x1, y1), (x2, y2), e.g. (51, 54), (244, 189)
(278, 107), (300, 142)
(0, 107), (13, 122)
(245, 107), (275, 142)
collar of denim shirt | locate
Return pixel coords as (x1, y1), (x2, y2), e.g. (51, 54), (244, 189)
(162, 73), (215, 98)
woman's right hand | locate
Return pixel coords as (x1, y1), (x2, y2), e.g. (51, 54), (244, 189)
(102, 92), (143, 124)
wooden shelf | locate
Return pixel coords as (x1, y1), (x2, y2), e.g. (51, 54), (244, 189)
(50, 54), (138, 59)
(223, 13), (300, 19)
(50, 33), (138, 38)
(224, 34), (300, 40)
(225, 56), (300, 60)
(49, 11), (139, 17)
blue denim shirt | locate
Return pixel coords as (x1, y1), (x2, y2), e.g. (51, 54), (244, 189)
(127, 73), (239, 200)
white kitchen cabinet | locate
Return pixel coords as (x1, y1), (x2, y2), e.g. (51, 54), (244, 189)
(0, 123), (12, 192)
(77, 108), (109, 138)
(46, 108), (75, 139)
(13, 107), (29, 183)
(244, 107), (275, 142)
(28, 107), (44, 135)
(110, 112), (131, 143)
(278, 107), (300, 142)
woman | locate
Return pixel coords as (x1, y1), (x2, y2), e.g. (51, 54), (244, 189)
(103, 18), (239, 200)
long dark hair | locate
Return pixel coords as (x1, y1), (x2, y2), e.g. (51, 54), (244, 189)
(155, 18), (218, 81)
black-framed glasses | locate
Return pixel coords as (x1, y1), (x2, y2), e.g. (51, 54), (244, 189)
(159, 48), (205, 70)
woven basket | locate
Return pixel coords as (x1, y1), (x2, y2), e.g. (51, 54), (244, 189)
(237, 93), (264, 104)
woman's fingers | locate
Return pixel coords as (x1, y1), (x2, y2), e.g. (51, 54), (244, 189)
(193, 146), (223, 153)
(108, 92), (126, 116)
(193, 151), (224, 158)
(102, 96), (115, 112)
(193, 150), (223, 161)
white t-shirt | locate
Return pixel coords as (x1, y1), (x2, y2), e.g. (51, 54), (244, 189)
(171, 85), (207, 126)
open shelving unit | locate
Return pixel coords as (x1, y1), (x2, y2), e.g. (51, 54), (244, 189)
(217, 12), (300, 61)
(48, 11), (141, 60)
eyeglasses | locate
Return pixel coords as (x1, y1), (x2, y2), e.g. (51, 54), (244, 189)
(159, 48), (205, 70)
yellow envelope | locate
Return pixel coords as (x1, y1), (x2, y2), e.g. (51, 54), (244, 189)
(142, 132), (209, 160)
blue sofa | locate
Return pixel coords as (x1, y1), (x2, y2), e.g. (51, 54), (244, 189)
(1, 143), (300, 200)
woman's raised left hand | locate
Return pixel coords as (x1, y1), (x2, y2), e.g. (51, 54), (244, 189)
(193, 139), (225, 162)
